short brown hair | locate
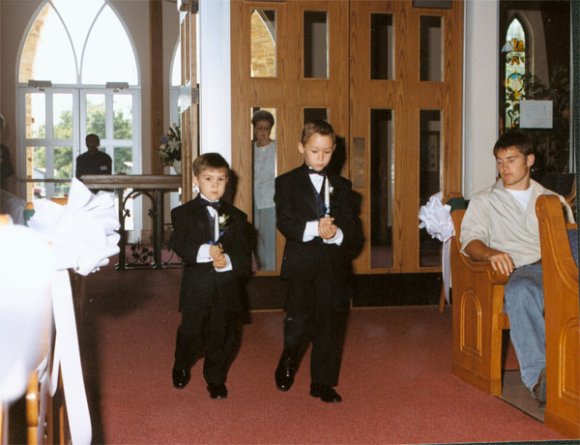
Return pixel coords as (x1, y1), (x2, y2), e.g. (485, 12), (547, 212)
(193, 153), (230, 177)
(301, 119), (336, 145)
(493, 131), (533, 157)
(252, 110), (275, 127)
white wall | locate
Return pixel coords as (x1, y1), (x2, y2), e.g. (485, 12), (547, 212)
(463, 0), (500, 199)
(199, 0), (231, 163)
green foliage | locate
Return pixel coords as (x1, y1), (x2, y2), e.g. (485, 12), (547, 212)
(114, 147), (133, 174)
(54, 111), (73, 139)
(113, 111), (133, 140)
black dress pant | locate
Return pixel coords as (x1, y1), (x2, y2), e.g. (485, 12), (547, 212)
(174, 305), (236, 385)
(283, 262), (347, 386)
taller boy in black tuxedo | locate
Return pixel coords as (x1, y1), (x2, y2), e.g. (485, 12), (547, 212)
(274, 120), (363, 403)
(170, 153), (251, 399)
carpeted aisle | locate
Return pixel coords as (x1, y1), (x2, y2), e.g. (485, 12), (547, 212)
(81, 265), (565, 444)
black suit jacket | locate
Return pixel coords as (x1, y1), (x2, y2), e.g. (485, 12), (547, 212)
(275, 164), (363, 307)
(170, 196), (252, 313)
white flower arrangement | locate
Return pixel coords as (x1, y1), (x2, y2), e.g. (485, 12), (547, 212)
(158, 124), (181, 166)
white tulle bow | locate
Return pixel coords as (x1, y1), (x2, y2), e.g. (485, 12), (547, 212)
(418, 192), (454, 243)
(418, 192), (455, 303)
(28, 178), (120, 275)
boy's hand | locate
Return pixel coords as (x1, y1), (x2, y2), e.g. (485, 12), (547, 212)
(209, 244), (223, 260)
(213, 253), (227, 269)
(319, 216), (337, 239)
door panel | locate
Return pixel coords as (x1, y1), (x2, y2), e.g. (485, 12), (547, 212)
(232, 0), (349, 275)
(350, 1), (463, 274)
(231, 0), (463, 275)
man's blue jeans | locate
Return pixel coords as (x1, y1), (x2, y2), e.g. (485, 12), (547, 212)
(504, 262), (545, 392)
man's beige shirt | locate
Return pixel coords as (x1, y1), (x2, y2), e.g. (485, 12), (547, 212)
(460, 179), (574, 268)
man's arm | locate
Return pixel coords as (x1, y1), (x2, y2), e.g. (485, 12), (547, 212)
(464, 239), (515, 275)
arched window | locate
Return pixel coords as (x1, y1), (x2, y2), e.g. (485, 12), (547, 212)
(18, 0), (140, 200)
(503, 18), (526, 130)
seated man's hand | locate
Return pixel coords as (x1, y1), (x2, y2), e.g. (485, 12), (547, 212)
(465, 240), (514, 276)
(487, 250), (515, 276)
(319, 216), (337, 239)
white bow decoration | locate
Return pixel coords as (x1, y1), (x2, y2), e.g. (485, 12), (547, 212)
(418, 192), (454, 243)
(418, 192), (455, 303)
(28, 178), (120, 275)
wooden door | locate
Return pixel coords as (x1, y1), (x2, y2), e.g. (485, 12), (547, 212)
(231, 0), (463, 275)
(232, 0), (349, 275)
(350, 1), (463, 273)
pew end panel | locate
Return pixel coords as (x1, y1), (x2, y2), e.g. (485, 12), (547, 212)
(537, 194), (580, 438)
(450, 209), (510, 396)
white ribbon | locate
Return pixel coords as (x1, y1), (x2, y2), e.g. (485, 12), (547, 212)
(418, 192), (455, 303)
(25, 178), (120, 444)
(49, 270), (92, 445)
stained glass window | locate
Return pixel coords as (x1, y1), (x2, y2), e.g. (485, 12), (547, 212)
(503, 18), (526, 129)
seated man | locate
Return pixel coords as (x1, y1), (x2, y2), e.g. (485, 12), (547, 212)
(75, 134), (112, 179)
(460, 131), (574, 405)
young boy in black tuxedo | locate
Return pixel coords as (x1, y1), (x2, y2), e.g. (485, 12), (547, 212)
(170, 153), (251, 399)
(274, 120), (362, 403)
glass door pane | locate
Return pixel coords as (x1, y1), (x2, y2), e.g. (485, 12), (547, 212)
(251, 107), (277, 271)
(113, 94), (133, 139)
(85, 93), (106, 139)
(113, 93), (134, 174)
(371, 13), (394, 80)
(27, 145), (47, 199)
(26, 93), (46, 138)
(370, 109), (394, 269)
(304, 11), (329, 78)
(419, 109), (441, 267)
(420, 16), (443, 81)
(251, 9), (277, 78)
(53, 93), (74, 139)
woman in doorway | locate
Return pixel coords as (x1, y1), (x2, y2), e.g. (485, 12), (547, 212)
(252, 110), (277, 271)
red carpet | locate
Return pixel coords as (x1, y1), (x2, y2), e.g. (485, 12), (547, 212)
(81, 265), (565, 444)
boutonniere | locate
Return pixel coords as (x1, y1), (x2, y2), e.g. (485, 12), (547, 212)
(218, 213), (230, 232)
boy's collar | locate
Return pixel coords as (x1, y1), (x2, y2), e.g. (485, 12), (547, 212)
(199, 193), (220, 203)
(302, 163), (328, 175)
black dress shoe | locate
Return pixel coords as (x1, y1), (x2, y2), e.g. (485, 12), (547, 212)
(310, 383), (342, 403)
(172, 367), (191, 389)
(207, 383), (228, 399)
(275, 354), (296, 391)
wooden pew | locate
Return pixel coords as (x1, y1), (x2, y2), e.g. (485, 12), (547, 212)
(536, 194), (579, 438)
(450, 209), (510, 396)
